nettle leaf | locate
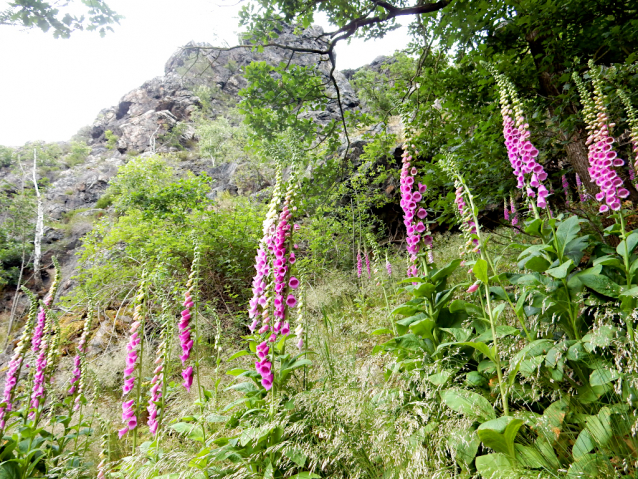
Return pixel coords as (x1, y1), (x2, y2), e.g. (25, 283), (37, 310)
(440, 388), (496, 422)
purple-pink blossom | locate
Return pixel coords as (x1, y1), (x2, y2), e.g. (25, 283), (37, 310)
(365, 252), (371, 278)
(400, 145), (429, 277)
(562, 175), (570, 206)
(356, 251), (362, 278)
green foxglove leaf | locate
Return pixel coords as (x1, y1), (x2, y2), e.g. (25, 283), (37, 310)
(474, 258), (489, 284)
(440, 388), (495, 422)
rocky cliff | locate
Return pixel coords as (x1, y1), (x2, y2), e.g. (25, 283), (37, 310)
(0, 25), (373, 318)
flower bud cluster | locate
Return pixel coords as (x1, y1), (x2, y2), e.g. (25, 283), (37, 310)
(119, 282), (145, 438)
(574, 63), (629, 212)
(400, 142), (430, 276)
(147, 332), (169, 435)
(0, 289), (38, 428)
(455, 185), (480, 255)
(356, 251), (362, 278)
(562, 175), (571, 206)
(294, 280), (305, 350)
(491, 70), (549, 209)
(619, 89), (638, 191)
(68, 305), (93, 410)
(30, 260), (60, 354)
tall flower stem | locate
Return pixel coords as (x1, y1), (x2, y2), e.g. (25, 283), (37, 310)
(463, 179), (509, 416)
(132, 300), (145, 453)
(618, 212), (635, 342)
(443, 156), (510, 416)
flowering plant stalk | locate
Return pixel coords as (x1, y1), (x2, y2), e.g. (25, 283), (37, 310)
(441, 155), (510, 415)
(68, 304), (93, 411)
(179, 241), (202, 406)
(119, 279), (146, 450)
(490, 67), (549, 213)
(0, 287), (38, 432)
(147, 320), (171, 436)
(247, 159), (300, 405)
(618, 89), (638, 191)
(399, 141), (431, 277)
(573, 62), (629, 213)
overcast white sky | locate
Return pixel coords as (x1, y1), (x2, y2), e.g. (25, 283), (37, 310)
(0, 0), (411, 146)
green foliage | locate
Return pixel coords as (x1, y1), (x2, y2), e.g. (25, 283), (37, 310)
(0, 145), (14, 167)
(352, 52), (416, 119)
(0, 0), (122, 38)
(107, 155), (211, 219)
(76, 156), (263, 307)
(195, 116), (250, 165)
(65, 141), (91, 167)
(104, 130), (118, 150)
(0, 189), (34, 290)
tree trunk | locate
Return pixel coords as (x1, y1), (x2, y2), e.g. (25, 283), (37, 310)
(563, 130), (598, 195)
(32, 149), (43, 290)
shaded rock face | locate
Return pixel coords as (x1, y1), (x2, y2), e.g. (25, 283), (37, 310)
(90, 24), (359, 155)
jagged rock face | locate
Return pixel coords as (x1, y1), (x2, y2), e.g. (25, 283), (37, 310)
(90, 24), (359, 154)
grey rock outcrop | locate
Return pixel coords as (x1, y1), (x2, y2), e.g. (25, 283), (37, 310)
(90, 24), (360, 156)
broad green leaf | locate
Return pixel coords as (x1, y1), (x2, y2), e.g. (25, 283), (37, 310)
(546, 259), (574, 279)
(288, 473), (321, 479)
(475, 453), (521, 479)
(227, 350), (251, 361)
(620, 286), (638, 297)
(519, 254), (551, 273)
(475, 326), (519, 343)
(474, 258), (489, 284)
(448, 428), (480, 470)
(440, 388), (496, 422)
(169, 423), (205, 442)
(566, 453), (614, 478)
(477, 417), (523, 458)
(577, 274), (621, 297)
(425, 370), (453, 386)
(439, 340), (495, 362)
(284, 448), (306, 467)
(556, 216), (581, 257)
(616, 232), (638, 257)
(371, 327), (393, 335)
(431, 258), (461, 282)
(589, 367), (620, 386)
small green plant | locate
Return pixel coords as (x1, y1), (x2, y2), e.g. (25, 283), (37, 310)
(105, 130), (119, 150)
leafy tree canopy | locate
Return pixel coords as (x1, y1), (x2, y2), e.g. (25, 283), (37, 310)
(0, 0), (121, 38)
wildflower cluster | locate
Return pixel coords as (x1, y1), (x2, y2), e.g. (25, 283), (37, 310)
(248, 163), (299, 390)
(179, 245), (200, 392)
(0, 288), (38, 429)
(29, 260), (61, 420)
(574, 62), (629, 212)
(119, 281), (145, 438)
(400, 142), (430, 276)
(491, 68), (549, 209)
